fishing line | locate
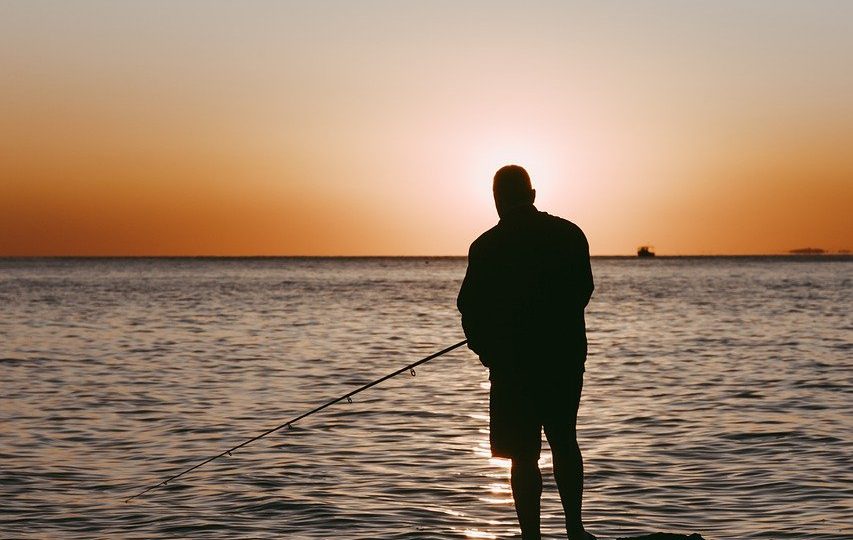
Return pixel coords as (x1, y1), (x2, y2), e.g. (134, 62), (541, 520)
(125, 339), (468, 503)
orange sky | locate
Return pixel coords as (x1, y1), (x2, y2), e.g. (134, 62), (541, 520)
(2, 1), (851, 255)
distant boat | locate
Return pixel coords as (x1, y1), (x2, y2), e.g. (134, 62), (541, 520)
(637, 245), (655, 257)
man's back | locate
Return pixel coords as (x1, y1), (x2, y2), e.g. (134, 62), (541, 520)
(459, 165), (596, 540)
(457, 204), (594, 381)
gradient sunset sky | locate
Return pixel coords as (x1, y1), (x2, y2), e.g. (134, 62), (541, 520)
(2, 1), (851, 256)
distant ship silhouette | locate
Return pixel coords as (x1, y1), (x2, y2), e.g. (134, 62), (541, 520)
(637, 245), (655, 257)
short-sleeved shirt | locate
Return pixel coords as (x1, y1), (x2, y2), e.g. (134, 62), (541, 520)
(457, 204), (594, 382)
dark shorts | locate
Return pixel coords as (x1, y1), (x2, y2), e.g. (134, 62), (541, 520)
(489, 372), (584, 460)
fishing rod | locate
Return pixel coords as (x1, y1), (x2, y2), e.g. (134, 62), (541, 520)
(125, 338), (468, 503)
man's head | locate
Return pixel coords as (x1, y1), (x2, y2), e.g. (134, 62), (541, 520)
(493, 165), (536, 218)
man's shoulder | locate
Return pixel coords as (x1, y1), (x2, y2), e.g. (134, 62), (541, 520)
(537, 211), (588, 243)
(468, 224), (502, 255)
(468, 210), (588, 255)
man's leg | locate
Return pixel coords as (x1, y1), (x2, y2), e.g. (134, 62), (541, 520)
(491, 378), (544, 539)
(543, 375), (587, 539)
(546, 426), (584, 538)
(510, 456), (542, 540)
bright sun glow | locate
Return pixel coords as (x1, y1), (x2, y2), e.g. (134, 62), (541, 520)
(464, 133), (565, 211)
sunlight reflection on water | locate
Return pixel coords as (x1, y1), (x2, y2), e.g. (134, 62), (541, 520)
(462, 528), (498, 539)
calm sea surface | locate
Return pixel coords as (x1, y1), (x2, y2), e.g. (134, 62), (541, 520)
(1, 257), (850, 539)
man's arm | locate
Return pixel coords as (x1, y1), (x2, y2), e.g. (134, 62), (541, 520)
(458, 245), (485, 357)
(557, 224), (594, 311)
(459, 241), (517, 372)
(576, 230), (594, 308)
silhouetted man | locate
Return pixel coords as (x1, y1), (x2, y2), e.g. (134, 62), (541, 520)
(458, 165), (594, 540)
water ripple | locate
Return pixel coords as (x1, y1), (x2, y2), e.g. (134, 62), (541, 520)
(0, 256), (850, 539)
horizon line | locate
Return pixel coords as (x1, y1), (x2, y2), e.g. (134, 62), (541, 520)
(1, 253), (850, 259)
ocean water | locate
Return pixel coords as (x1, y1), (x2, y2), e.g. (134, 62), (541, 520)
(1, 256), (850, 540)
